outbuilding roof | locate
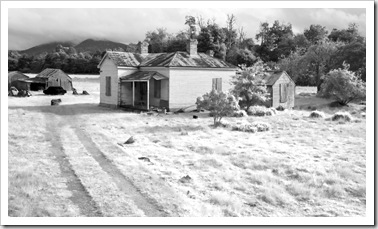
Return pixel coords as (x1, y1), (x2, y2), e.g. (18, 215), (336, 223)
(100, 51), (236, 69)
(262, 71), (295, 86)
(120, 71), (168, 81)
(35, 68), (72, 80)
(8, 71), (29, 83)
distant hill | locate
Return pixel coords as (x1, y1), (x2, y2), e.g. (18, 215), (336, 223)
(75, 39), (130, 53)
(19, 41), (76, 56)
(15, 39), (132, 56)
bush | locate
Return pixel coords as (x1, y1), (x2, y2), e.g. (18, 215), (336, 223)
(331, 112), (353, 122)
(231, 61), (271, 111)
(231, 121), (271, 133)
(276, 105), (285, 111)
(309, 110), (325, 118)
(232, 110), (248, 117)
(247, 106), (275, 116)
(320, 63), (366, 106)
(196, 90), (239, 125)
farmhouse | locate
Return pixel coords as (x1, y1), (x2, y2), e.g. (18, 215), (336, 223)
(98, 40), (237, 111)
(8, 71), (29, 90)
(262, 70), (295, 109)
(32, 68), (73, 91)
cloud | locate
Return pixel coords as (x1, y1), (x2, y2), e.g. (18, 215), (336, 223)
(8, 8), (366, 50)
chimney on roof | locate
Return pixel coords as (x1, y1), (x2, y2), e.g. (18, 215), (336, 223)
(137, 41), (149, 55)
(206, 50), (214, 57)
(186, 39), (198, 56)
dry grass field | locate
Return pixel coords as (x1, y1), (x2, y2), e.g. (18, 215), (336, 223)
(8, 79), (366, 217)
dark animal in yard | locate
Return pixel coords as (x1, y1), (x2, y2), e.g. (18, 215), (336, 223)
(51, 99), (62, 106)
(82, 90), (89, 95)
(72, 88), (79, 95)
(138, 157), (151, 162)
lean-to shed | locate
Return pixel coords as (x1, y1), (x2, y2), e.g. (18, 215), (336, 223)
(8, 71), (29, 90)
(34, 68), (73, 91)
(262, 71), (295, 109)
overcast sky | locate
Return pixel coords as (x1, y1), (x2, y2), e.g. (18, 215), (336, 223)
(8, 8), (366, 50)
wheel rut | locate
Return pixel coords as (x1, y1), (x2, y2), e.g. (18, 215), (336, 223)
(72, 124), (168, 217)
(43, 109), (102, 217)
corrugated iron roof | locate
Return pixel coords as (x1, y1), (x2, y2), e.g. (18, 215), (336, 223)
(120, 71), (168, 81)
(8, 71), (29, 82)
(262, 71), (283, 85)
(103, 51), (236, 69)
(261, 71), (295, 86)
(35, 68), (71, 80)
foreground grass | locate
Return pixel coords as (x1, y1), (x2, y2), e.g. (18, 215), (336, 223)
(8, 84), (366, 217)
(8, 108), (81, 217)
(80, 108), (366, 217)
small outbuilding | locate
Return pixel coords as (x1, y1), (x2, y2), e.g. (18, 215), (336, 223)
(34, 68), (73, 91)
(8, 71), (29, 90)
(262, 71), (295, 109)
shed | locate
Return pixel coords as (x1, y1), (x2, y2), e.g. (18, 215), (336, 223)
(34, 68), (73, 91)
(8, 71), (29, 90)
(262, 71), (295, 109)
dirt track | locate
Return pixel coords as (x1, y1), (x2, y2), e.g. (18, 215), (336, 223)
(41, 104), (167, 217)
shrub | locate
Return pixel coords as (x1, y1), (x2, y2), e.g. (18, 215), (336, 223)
(230, 61), (271, 111)
(232, 110), (248, 117)
(231, 121), (271, 133)
(196, 90), (239, 125)
(247, 106), (275, 116)
(331, 112), (353, 122)
(276, 105), (285, 111)
(320, 63), (366, 106)
(309, 110), (325, 118)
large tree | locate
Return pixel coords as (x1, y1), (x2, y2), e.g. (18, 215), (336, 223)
(304, 24), (328, 44)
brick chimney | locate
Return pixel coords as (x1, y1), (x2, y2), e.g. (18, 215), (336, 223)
(186, 39), (198, 56)
(206, 50), (214, 57)
(137, 41), (149, 55)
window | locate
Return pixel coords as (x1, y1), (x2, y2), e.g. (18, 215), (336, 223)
(154, 80), (161, 98)
(106, 76), (111, 96)
(280, 83), (289, 103)
(212, 78), (222, 92)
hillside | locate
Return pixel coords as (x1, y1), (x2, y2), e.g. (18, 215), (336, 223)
(16, 39), (131, 56)
(74, 39), (130, 53)
(19, 41), (76, 56)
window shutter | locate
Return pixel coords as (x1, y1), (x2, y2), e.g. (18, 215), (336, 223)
(280, 83), (288, 103)
(106, 76), (111, 96)
(217, 78), (222, 92)
(212, 78), (216, 91)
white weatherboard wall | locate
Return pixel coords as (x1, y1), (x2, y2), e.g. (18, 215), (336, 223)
(271, 73), (295, 108)
(99, 58), (137, 107)
(169, 68), (236, 109)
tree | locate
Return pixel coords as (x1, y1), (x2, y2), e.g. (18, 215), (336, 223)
(303, 41), (339, 91)
(145, 28), (171, 53)
(226, 47), (257, 67)
(319, 63), (366, 105)
(230, 60), (271, 111)
(329, 40), (366, 81)
(277, 50), (315, 86)
(328, 23), (364, 43)
(304, 24), (328, 44)
(255, 20), (295, 62)
(196, 90), (239, 125)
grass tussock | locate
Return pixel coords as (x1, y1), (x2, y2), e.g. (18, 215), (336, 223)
(331, 112), (353, 122)
(231, 121), (271, 133)
(209, 191), (243, 215)
(232, 110), (248, 117)
(247, 106), (276, 116)
(309, 110), (325, 118)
